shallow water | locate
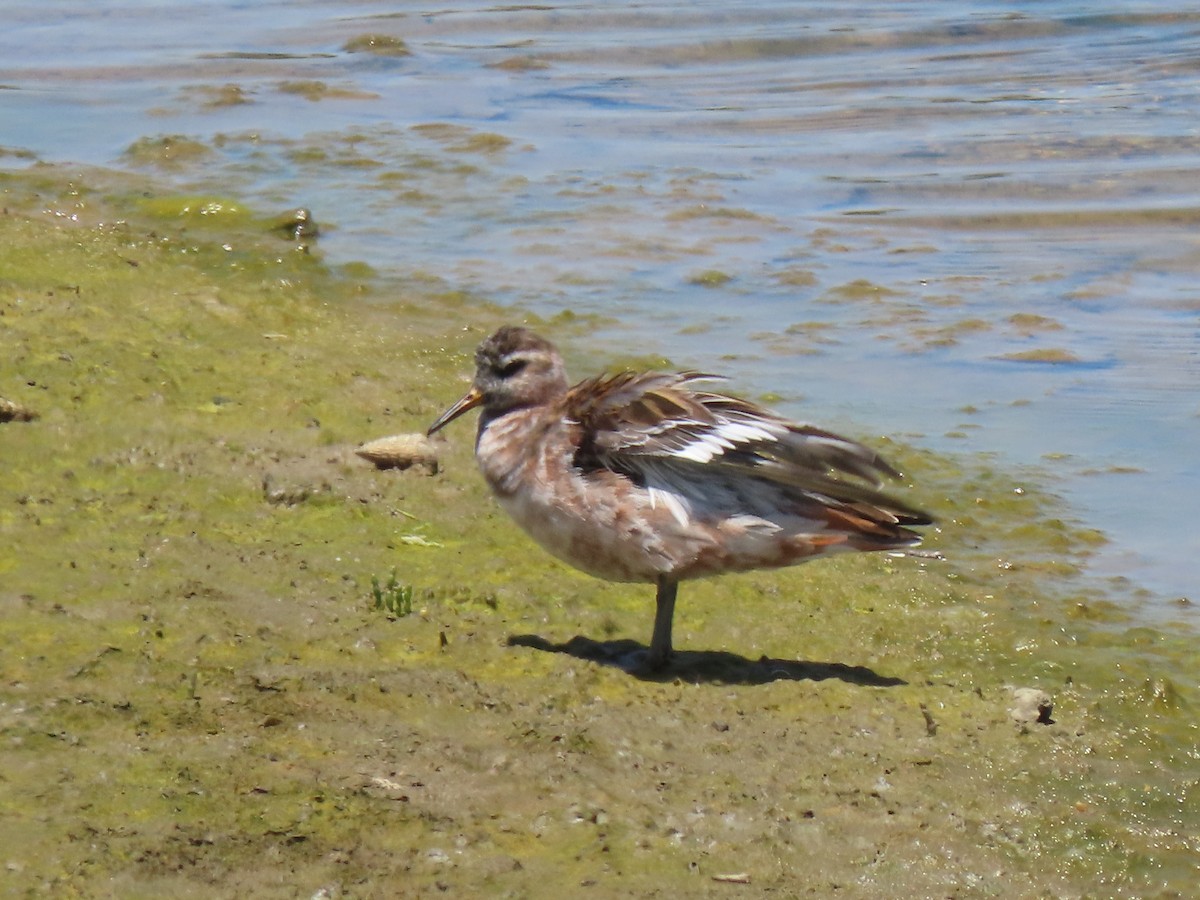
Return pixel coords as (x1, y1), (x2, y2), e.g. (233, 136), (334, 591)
(3, 1), (1198, 606)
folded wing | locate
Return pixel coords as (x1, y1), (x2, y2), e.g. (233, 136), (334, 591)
(566, 371), (932, 532)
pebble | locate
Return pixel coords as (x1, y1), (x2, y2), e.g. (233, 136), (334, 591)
(1008, 687), (1054, 727)
(355, 433), (439, 474)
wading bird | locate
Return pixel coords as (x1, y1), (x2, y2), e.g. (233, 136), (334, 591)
(428, 326), (932, 671)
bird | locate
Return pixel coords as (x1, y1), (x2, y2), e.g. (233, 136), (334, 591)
(427, 325), (933, 671)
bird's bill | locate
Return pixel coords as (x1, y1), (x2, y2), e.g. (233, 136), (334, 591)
(427, 386), (483, 435)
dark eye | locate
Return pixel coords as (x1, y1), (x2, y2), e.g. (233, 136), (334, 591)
(497, 358), (527, 378)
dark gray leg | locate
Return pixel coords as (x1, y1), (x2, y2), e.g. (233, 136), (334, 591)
(646, 577), (678, 670)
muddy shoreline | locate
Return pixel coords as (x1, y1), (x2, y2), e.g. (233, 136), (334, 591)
(2, 167), (1196, 897)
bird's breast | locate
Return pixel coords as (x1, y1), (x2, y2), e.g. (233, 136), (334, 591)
(475, 411), (693, 582)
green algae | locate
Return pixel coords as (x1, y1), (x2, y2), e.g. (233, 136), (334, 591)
(999, 347), (1085, 364)
(277, 80), (380, 102)
(411, 123), (514, 155)
(186, 83), (254, 109)
(342, 34), (412, 57)
(1, 145), (38, 161)
(489, 56), (552, 72)
(667, 205), (772, 223)
(1, 166), (1198, 897)
(1008, 311), (1065, 333)
(687, 268), (733, 287)
(448, 133), (513, 155)
(123, 135), (216, 169)
(822, 277), (904, 302)
(134, 194), (253, 225)
(774, 265), (819, 287)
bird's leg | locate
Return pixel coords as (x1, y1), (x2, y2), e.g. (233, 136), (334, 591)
(646, 577), (678, 671)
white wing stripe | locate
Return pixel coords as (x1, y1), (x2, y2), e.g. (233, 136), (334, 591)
(666, 420), (782, 463)
(713, 421), (781, 444)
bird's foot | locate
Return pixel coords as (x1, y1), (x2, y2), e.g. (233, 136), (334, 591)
(634, 647), (672, 675)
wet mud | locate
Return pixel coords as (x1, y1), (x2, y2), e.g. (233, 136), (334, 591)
(1, 168), (1196, 897)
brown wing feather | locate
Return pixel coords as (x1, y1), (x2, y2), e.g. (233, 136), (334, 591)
(565, 370), (933, 530)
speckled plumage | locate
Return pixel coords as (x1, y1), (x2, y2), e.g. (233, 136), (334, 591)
(428, 325), (933, 670)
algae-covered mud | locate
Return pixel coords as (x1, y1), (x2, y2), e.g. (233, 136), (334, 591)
(2, 168), (1197, 897)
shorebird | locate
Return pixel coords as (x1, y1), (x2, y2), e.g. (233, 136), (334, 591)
(428, 326), (932, 670)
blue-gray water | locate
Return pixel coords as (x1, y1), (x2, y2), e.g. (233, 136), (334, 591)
(3, 1), (1197, 609)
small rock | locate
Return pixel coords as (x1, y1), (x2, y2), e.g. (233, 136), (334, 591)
(262, 474), (322, 506)
(0, 398), (39, 422)
(275, 207), (319, 241)
(1008, 687), (1053, 727)
(356, 433), (439, 474)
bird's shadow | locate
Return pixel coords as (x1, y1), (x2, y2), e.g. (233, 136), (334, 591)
(506, 634), (906, 686)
